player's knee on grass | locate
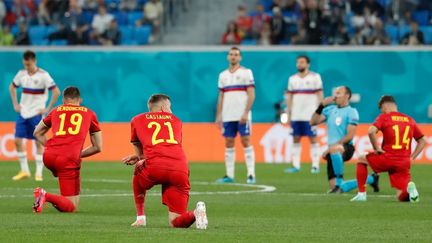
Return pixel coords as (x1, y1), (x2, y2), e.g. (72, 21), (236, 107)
(396, 190), (410, 202)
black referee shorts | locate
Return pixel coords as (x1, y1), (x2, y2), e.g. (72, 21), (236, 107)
(325, 143), (355, 180)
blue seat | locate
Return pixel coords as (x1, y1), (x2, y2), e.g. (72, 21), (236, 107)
(241, 39), (257, 45)
(29, 26), (48, 42)
(259, 0), (273, 11)
(46, 25), (58, 35)
(50, 39), (68, 46)
(11, 25), (19, 36)
(82, 10), (95, 24)
(420, 26), (432, 44)
(113, 11), (128, 26)
(128, 11), (144, 26)
(399, 25), (411, 39)
(384, 24), (398, 44)
(134, 25), (152, 44)
(119, 26), (133, 43)
(412, 11), (429, 26)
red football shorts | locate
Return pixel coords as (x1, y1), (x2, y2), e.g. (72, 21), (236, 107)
(43, 152), (81, 197)
(134, 163), (190, 214)
(366, 153), (411, 191)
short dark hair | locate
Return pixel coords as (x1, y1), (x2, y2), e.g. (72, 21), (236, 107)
(23, 50), (36, 60)
(297, 55), (310, 64)
(148, 94), (170, 105)
(229, 46), (242, 55)
(378, 95), (396, 109)
(63, 86), (81, 99)
(343, 86), (352, 99)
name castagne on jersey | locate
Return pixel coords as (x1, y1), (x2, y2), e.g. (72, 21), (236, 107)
(145, 114), (173, 120)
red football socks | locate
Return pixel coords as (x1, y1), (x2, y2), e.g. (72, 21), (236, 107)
(398, 190), (410, 202)
(133, 176), (145, 216)
(45, 193), (76, 212)
(356, 163), (368, 193)
(171, 211), (196, 228)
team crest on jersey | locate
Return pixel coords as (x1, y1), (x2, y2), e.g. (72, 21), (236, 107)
(235, 75), (240, 80)
(335, 117), (342, 126)
(33, 79), (39, 85)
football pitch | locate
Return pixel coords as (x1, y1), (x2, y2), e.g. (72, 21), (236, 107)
(1, 162), (432, 242)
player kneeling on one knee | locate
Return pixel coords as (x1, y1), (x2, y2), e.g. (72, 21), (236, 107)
(350, 95), (425, 202)
(32, 86), (103, 213)
(123, 94), (208, 229)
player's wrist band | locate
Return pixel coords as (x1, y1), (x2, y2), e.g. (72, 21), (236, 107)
(315, 104), (325, 115)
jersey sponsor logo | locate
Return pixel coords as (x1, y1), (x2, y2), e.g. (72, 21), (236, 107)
(335, 117), (342, 126)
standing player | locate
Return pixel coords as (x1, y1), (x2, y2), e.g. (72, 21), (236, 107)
(215, 47), (256, 184)
(9, 50), (60, 181)
(310, 86), (378, 193)
(32, 87), (103, 213)
(351, 96), (425, 202)
(122, 94), (208, 229)
(285, 55), (323, 174)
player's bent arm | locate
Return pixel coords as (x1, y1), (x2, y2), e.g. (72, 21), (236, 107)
(81, 131), (103, 158)
(310, 112), (325, 126)
(411, 136), (426, 161)
(368, 126), (381, 152)
(33, 121), (50, 146)
(8, 83), (20, 112)
(337, 124), (357, 144)
(46, 86), (60, 111)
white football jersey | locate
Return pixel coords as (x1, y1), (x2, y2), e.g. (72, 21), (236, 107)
(218, 66), (255, 122)
(12, 68), (56, 119)
(287, 71), (323, 121)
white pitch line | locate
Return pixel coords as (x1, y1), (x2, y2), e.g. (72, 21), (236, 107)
(0, 181), (276, 198)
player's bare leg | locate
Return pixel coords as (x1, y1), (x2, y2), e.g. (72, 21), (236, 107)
(309, 136), (320, 174)
(216, 137), (236, 183)
(12, 138), (31, 180)
(285, 136), (302, 173)
(34, 142), (44, 181)
(241, 135), (255, 184)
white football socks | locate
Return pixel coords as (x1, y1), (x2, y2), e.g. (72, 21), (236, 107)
(292, 143), (301, 169)
(311, 143), (320, 169)
(244, 146), (255, 177)
(225, 147), (235, 179)
(17, 152), (30, 174)
(35, 154), (43, 177)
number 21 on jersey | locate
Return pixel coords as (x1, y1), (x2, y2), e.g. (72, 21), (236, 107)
(148, 121), (178, 145)
(55, 113), (83, 136)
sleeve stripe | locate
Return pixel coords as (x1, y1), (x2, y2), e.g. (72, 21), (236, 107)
(12, 82), (19, 88)
(48, 85), (57, 90)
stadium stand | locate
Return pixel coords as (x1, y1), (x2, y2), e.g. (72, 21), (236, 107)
(223, 0), (432, 45)
(0, 0), (169, 46)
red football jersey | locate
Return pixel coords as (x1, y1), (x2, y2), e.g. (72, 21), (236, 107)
(130, 111), (188, 173)
(43, 104), (101, 160)
(373, 111), (424, 158)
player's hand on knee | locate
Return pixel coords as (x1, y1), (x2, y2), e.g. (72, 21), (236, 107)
(374, 148), (385, 154)
(122, 155), (140, 165)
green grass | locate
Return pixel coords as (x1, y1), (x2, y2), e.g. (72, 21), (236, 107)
(1, 161), (432, 242)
